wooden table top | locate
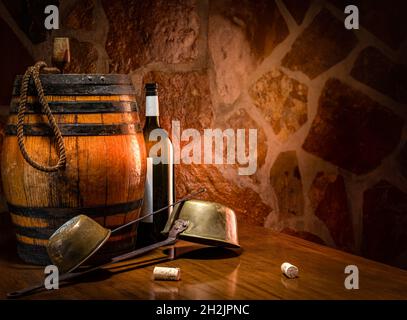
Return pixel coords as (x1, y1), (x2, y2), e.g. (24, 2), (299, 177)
(0, 220), (406, 300)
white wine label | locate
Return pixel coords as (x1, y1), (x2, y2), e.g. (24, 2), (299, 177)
(153, 266), (181, 281)
(141, 157), (153, 223)
(281, 262), (299, 279)
(146, 96), (159, 116)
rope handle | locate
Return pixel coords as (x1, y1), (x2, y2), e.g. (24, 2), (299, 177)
(17, 61), (66, 172)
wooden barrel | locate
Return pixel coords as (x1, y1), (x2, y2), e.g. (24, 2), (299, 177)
(1, 74), (146, 265)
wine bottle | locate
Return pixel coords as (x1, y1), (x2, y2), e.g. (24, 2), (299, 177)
(137, 83), (175, 247)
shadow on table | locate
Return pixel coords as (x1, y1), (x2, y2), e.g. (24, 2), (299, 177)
(168, 245), (242, 260)
(72, 255), (172, 284)
(79, 245), (241, 283)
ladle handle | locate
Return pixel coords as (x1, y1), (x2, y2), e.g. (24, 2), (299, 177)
(6, 239), (174, 298)
(7, 284), (44, 299)
(111, 188), (205, 233)
(7, 235), (180, 298)
(111, 237), (176, 264)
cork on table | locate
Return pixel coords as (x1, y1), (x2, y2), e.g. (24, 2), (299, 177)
(0, 217), (406, 300)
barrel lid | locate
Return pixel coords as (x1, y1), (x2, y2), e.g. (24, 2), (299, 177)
(13, 74), (136, 96)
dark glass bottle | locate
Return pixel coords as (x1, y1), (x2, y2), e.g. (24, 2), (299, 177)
(137, 83), (175, 247)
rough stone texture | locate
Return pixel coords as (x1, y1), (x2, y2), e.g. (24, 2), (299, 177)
(102, 0), (200, 73)
(269, 151), (304, 219)
(362, 181), (407, 268)
(249, 68), (308, 141)
(330, 0), (407, 49)
(64, 0), (95, 30)
(0, 17), (33, 105)
(303, 79), (404, 175)
(225, 108), (267, 169)
(211, 0), (289, 61)
(309, 172), (354, 252)
(142, 71), (213, 135)
(2, 0), (59, 44)
(63, 38), (98, 74)
(282, 0), (311, 25)
(209, 14), (256, 105)
(176, 164), (272, 226)
(281, 228), (325, 245)
(209, 0), (289, 104)
(282, 9), (358, 79)
(351, 47), (407, 104)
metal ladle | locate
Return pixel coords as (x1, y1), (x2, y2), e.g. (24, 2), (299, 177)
(7, 219), (190, 298)
(46, 188), (206, 274)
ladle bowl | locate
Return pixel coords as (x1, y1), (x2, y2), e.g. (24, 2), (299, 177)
(47, 215), (111, 274)
(162, 200), (240, 248)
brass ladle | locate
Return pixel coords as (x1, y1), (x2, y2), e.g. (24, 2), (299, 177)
(7, 219), (190, 298)
(47, 188), (206, 274)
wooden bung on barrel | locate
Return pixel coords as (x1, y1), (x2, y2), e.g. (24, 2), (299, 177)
(1, 65), (146, 265)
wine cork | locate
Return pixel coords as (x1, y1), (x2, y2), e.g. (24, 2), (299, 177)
(153, 266), (181, 281)
(281, 262), (299, 279)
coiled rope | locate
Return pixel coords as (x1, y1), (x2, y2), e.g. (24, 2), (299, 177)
(17, 61), (66, 172)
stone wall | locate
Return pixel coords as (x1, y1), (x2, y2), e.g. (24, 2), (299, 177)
(0, 0), (406, 268)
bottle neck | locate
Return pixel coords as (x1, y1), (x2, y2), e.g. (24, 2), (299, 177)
(145, 115), (160, 128)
